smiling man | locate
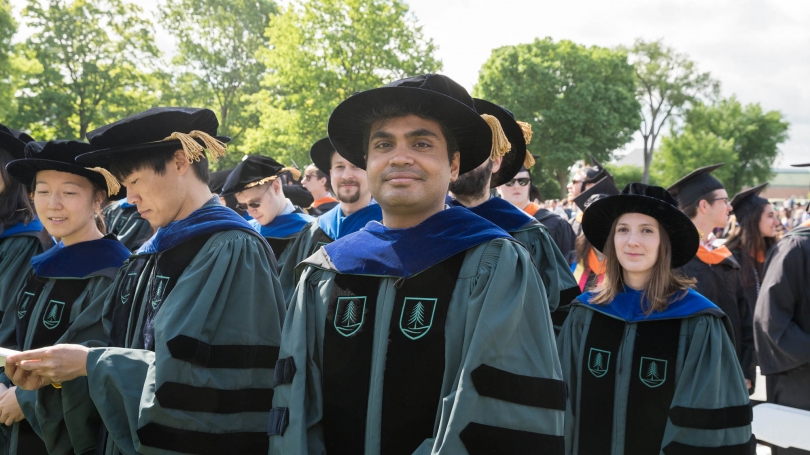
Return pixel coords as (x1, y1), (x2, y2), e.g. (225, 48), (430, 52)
(668, 164), (755, 392)
(277, 137), (382, 304)
(269, 74), (565, 454)
(6, 108), (286, 455)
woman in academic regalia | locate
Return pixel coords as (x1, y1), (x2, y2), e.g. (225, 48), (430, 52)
(557, 183), (754, 454)
(0, 126), (50, 350)
(0, 140), (130, 455)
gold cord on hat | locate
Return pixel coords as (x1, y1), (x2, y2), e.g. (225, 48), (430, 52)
(163, 130), (227, 164)
(481, 114), (511, 161)
(243, 167), (302, 189)
(86, 167), (121, 196)
(517, 120), (536, 168)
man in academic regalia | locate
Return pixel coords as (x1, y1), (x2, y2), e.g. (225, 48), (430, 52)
(567, 157), (611, 236)
(220, 155), (314, 264)
(497, 166), (576, 263)
(754, 162), (810, 455)
(6, 107), (286, 455)
(102, 196), (154, 252)
(668, 163), (756, 390)
(301, 159), (338, 215)
(269, 74), (566, 454)
(448, 98), (579, 324)
(277, 137), (382, 304)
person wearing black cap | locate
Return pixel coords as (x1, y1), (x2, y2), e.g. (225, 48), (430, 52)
(277, 137), (382, 305)
(667, 164), (755, 392)
(570, 164), (620, 293)
(448, 98), (579, 326)
(754, 162), (810, 455)
(0, 125), (51, 357)
(301, 161), (338, 215)
(558, 183), (754, 454)
(270, 74), (565, 454)
(567, 156), (612, 236)
(497, 166), (577, 263)
(101, 197), (153, 252)
(1, 140), (130, 455)
(6, 108), (286, 455)
(220, 155), (314, 265)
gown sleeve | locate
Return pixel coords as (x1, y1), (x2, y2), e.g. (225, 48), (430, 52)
(661, 315), (755, 454)
(0, 236), (40, 347)
(555, 304), (589, 454)
(277, 223), (317, 306)
(86, 230), (285, 455)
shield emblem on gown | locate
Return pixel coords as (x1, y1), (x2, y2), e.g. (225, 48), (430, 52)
(588, 348), (611, 378)
(151, 275), (170, 309)
(121, 272), (138, 304)
(42, 300), (65, 330)
(399, 297), (437, 340)
(334, 296), (366, 337)
(18, 292), (35, 319)
(639, 356), (667, 388)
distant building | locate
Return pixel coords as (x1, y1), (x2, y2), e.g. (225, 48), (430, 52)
(763, 168), (810, 201)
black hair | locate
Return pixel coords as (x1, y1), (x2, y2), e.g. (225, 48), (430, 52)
(0, 148), (35, 233)
(109, 146), (210, 184)
(360, 104), (459, 164)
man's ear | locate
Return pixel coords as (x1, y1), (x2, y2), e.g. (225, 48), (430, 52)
(449, 151), (461, 182)
(272, 177), (283, 195)
(490, 155), (503, 174)
(173, 149), (191, 176)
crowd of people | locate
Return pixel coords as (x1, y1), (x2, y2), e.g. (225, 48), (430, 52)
(0, 73), (807, 455)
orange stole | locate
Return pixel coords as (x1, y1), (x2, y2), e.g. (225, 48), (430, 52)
(523, 201), (541, 217)
(312, 195), (338, 208)
(573, 249), (606, 291)
(695, 244), (733, 265)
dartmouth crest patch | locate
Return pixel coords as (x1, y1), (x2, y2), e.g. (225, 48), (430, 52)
(42, 300), (65, 330)
(399, 297), (437, 340)
(121, 272), (138, 304)
(639, 357), (667, 388)
(17, 292), (35, 319)
(334, 296), (366, 337)
(588, 348), (611, 378)
(150, 275), (170, 309)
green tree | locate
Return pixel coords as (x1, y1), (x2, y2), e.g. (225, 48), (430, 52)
(0, 0), (14, 119)
(160, 0), (276, 158)
(629, 39), (719, 183)
(12, 0), (160, 140)
(474, 38), (640, 198)
(408, 302), (425, 328)
(652, 98), (789, 194)
(604, 164), (660, 190)
(243, 0), (441, 167)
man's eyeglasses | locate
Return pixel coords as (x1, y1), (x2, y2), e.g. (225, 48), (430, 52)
(504, 178), (530, 187)
(235, 185), (271, 211)
(708, 197), (730, 206)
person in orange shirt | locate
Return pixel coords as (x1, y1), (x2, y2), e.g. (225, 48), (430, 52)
(668, 163), (755, 392)
(301, 140), (339, 215)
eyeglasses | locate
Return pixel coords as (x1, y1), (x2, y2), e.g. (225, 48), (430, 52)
(708, 197), (731, 206)
(504, 178), (530, 187)
(235, 185), (271, 211)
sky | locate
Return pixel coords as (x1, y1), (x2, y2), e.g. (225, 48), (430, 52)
(8, 0), (809, 167)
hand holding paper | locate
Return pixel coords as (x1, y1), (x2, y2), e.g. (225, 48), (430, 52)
(5, 345), (90, 390)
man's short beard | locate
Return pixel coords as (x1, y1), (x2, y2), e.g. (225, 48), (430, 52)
(336, 183), (361, 204)
(449, 160), (493, 198)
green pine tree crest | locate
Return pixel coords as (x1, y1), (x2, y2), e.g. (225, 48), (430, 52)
(408, 302), (426, 328)
(342, 301), (358, 326)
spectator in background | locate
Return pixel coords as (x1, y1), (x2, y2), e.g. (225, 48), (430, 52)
(779, 206), (792, 229)
(301, 156), (338, 215)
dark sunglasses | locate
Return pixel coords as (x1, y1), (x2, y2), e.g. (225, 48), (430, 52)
(235, 185), (271, 211)
(504, 178), (530, 187)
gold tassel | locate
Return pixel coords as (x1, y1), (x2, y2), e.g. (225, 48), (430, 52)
(86, 167), (121, 197)
(517, 121), (533, 145)
(162, 130), (227, 164)
(524, 151), (536, 169)
(481, 114), (511, 160)
(244, 176), (277, 189)
(280, 166), (301, 181)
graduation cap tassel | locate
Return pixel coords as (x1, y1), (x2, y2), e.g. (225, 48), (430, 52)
(164, 132), (206, 163)
(86, 167), (121, 197)
(481, 114), (511, 160)
(280, 166), (301, 181)
(190, 130), (227, 163)
(524, 150), (536, 169)
(517, 121), (533, 145)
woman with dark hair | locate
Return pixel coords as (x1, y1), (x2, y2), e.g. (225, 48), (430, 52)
(557, 183), (754, 454)
(0, 140), (130, 454)
(0, 126), (49, 350)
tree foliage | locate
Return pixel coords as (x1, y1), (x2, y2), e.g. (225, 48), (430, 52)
(160, 0), (276, 158)
(243, 0), (441, 168)
(11, 0), (160, 140)
(474, 38), (640, 198)
(653, 97), (789, 194)
(605, 164), (660, 190)
(629, 39), (719, 183)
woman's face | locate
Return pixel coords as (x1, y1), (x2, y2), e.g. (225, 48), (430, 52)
(614, 212), (661, 279)
(758, 204), (778, 238)
(33, 170), (101, 245)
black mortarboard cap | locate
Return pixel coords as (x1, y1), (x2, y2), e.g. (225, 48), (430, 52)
(78, 107), (230, 165)
(730, 183), (769, 222)
(0, 124), (35, 160)
(666, 163), (725, 208)
(208, 168), (234, 194)
(220, 155), (299, 196)
(585, 154), (613, 183)
(573, 175), (620, 211)
(310, 137), (336, 174)
(472, 99), (529, 188)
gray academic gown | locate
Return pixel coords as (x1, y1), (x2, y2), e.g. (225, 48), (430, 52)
(754, 226), (810, 425)
(73, 219), (285, 454)
(270, 233), (566, 454)
(0, 233), (44, 347)
(558, 290), (755, 455)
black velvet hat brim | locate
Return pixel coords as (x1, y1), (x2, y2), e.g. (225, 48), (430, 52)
(327, 87), (492, 175)
(6, 158), (119, 198)
(0, 132), (27, 160)
(472, 99), (527, 188)
(582, 194), (699, 269)
(310, 138), (336, 174)
(75, 136), (231, 165)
